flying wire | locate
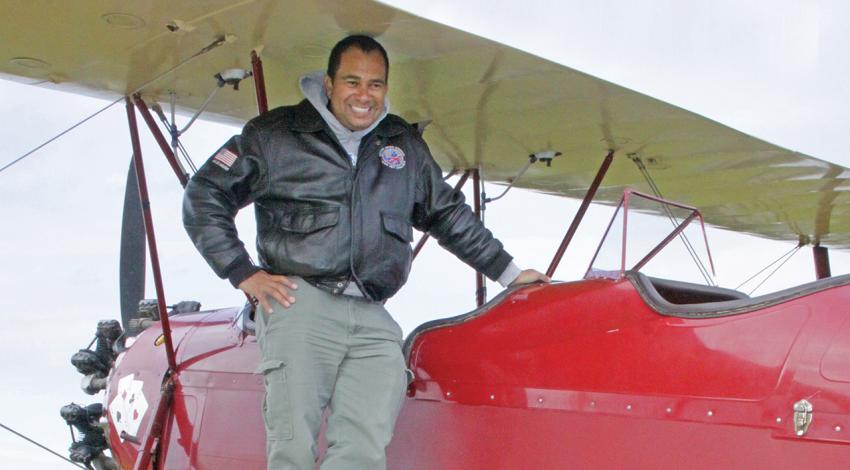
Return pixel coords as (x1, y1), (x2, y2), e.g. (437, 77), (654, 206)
(154, 103), (199, 174)
(629, 155), (715, 285)
(177, 139), (198, 173)
(746, 245), (801, 296)
(634, 158), (711, 283)
(0, 97), (122, 175)
(0, 421), (87, 469)
(0, 36), (230, 176)
(735, 243), (802, 293)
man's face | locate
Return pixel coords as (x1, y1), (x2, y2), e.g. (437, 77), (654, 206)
(324, 48), (388, 131)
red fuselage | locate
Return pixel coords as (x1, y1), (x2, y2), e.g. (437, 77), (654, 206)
(107, 276), (850, 468)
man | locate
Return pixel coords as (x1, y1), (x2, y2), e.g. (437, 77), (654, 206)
(183, 35), (548, 470)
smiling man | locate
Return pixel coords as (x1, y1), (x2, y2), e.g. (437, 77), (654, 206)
(183, 35), (548, 470)
(324, 46), (386, 131)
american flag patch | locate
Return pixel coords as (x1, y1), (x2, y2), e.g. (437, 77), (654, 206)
(212, 147), (239, 170)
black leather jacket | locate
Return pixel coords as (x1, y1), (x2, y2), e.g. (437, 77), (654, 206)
(183, 100), (512, 301)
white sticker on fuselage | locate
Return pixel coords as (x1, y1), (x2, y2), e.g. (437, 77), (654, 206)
(109, 373), (148, 440)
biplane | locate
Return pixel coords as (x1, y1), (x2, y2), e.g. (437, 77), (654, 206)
(1, 1), (848, 469)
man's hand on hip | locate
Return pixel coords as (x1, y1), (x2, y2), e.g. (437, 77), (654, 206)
(509, 269), (551, 286)
(238, 271), (298, 313)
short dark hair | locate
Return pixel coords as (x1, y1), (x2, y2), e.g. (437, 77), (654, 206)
(327, 34), (389, 81)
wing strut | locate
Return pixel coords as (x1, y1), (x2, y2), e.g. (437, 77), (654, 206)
(546, 150), (615, 278)
(124, 97), (179, 470)
(133, 95), (189, 187)
(124, 97), (177, 370)
(251, 50), (269, 114)
(814, 245), (831, 279)
(473, 168), (486, 306)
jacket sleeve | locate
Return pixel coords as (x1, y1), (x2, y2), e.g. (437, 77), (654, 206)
(411, 135), (513, 281)
(182, 122), (269, 287)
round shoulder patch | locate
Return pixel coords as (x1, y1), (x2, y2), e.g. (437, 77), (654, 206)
(379, 145), (406, 169)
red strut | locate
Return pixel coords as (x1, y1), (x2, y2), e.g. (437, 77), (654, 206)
(251, 50), (269, 114)
(813, 245), (831, 279)
(473, 168), (485, 306)
(546, 150), (615, 278)
(125, 97), (179, 470)
(132, 94), (188, 187)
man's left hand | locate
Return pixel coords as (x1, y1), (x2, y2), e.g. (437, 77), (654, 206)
(509, 269), (551, 286)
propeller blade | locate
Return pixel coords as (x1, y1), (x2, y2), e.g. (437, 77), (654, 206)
(119, 156), (146, 332)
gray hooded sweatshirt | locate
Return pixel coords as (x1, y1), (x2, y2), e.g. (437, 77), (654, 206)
(299, 70), (388, 166)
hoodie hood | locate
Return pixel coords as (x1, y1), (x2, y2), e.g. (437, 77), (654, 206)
(299, 70), (389, 165)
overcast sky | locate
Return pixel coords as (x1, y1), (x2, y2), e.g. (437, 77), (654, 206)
(2, 1), (849, 468)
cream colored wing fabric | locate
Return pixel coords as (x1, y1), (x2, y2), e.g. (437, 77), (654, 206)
(2, 0), (847, 246)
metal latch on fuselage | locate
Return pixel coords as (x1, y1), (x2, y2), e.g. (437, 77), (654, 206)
(793, 399), (813, 437)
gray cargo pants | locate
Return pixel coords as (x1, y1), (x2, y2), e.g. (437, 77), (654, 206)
(255, 278), (407, 470)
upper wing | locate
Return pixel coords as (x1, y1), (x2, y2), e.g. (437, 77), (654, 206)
(2, 0), (846, 247)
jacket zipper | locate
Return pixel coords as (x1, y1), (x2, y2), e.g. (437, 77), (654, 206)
(323, 126), (377, 297)
(319, 126), (359, 295)
(348, 134), (380, 297)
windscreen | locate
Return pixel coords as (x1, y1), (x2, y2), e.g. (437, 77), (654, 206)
(586, 191), (715, 285)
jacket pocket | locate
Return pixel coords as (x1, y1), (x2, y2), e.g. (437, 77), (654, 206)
(256, 360), (294, 441)
(268, 205), (342, 275)
(280, 206), (340, 234)
(373, 212), (413, 295)
(381, 212), (413, 243)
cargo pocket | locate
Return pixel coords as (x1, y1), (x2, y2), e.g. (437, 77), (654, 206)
(256, 360), (294, 441)
(390, 360), (410, 427)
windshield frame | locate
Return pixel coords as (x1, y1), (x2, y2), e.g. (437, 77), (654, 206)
(584, 189), (716, 281)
